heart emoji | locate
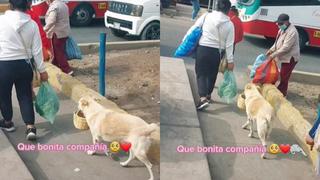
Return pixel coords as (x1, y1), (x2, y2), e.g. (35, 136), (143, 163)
(279, 144), (291, 154)
(120, 141), (132, 152)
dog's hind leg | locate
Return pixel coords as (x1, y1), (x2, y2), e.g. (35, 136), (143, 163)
(248, 118), (254, 138)
(242, 120), (250, 130)
(120, 149), (135, 167)
(257, 120), (268, 159)
(136, 151), (154, 180)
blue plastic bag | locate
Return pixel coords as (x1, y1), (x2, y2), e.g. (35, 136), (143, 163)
(218, 71), (238, 104)
(250, 54), (267, 79)
(65, 36), (82, 60)
(35, 82), (60, 124)
(174, 26), (202, 57)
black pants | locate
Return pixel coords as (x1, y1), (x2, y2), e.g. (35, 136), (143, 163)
(195, 46), (223, 97)
(0, 60), (35, 125)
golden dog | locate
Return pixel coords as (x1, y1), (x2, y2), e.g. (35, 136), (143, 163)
(243, 83), (275, 159)
(78, 97), (158, 180)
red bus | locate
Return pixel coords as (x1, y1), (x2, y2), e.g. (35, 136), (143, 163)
(31, 0), (108, 26)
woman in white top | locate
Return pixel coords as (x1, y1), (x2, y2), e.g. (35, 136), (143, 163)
(191, 0), (235, 110)
(0, 0), (48, 140)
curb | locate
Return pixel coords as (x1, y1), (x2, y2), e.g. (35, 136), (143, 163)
(260, 84), (317, 168)
(290, 70), (320, 85)
(160, 57), (211, 180)
(45, 62), (160, 164)
(79, 40), (160, 55)
(0, 130), (34, 179)
(247, 65), (320, 85)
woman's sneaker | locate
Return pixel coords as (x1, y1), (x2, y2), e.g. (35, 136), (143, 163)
(26, 127), (37, 141)
(0, 120), (16, 132)
(196, 99), (209, 110)
(206, 95), (213, 104)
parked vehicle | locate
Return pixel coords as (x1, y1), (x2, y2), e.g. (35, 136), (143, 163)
(104, 0), (160, 40)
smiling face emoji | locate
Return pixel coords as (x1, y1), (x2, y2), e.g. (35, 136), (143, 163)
(110, 141), (120, 153)
(269, 144), (280, 154)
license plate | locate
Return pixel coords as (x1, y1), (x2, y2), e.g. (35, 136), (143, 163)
(114, 22), (120, 29)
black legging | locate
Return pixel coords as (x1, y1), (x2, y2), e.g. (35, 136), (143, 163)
(195, 45), (223, 97)
(0, 60), (35, 125)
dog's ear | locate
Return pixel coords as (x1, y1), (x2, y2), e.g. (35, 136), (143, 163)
(256, 85), (262, 93)
(80, 99), (89, 107)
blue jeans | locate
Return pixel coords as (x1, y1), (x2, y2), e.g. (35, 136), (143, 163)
(309, 105), (320, 139)
(191, 0), (200, 20)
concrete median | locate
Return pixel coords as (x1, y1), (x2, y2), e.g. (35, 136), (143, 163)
(261, 84), (317, 168)
(79, 40), (160, 55)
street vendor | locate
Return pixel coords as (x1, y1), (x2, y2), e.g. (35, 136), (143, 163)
(266, 13), (300, 97)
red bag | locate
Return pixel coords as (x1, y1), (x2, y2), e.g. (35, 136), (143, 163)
(42, 47), (52, 62)
(253, 59), (279, 84)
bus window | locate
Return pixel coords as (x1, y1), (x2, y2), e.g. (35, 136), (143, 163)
(238, 0), (255, 6)
(261, 0), (320, 6)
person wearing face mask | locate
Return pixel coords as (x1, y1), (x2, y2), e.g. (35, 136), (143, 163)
(266, 14), (300, 97)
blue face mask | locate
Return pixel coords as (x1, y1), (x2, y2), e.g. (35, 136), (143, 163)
(278, 24), (287, 31)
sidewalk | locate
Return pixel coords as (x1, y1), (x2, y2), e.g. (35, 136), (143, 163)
(1, 88), (159, 180)
(182, 58), (316, 179)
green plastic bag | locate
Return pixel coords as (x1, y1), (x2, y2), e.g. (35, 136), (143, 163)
(218, 71), (238, 104)
(35, 82), (60, 124)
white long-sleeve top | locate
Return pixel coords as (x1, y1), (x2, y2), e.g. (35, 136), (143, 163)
(0, 10), (46, 73)
(187, 11), (235, 63)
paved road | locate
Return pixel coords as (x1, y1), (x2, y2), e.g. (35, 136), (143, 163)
(71, 19), (138, 43)
(160, 16), (320, 74)
(160, 15), (318, 180)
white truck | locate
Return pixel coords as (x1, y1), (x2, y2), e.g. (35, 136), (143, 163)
(104, 0), (160, 40)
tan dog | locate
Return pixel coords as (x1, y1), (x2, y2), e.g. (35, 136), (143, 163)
(78, 97), (158, 180)
(242, 83), (275, 159)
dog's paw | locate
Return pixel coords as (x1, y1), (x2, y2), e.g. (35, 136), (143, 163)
(87, 150), (96, 155)
(248, 134), (254, 138)
(104, 150), (110, 157)
(261, 153), (267, 159)
(242, 125), (248, 130)
(120, 162), (128, 167)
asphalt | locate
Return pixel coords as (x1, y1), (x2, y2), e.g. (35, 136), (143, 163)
(1, 88), (160, 180)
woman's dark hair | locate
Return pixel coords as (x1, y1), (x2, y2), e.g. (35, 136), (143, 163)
(9, 0), (28, 12)
(217, 0), (231, 14)
(230, 6), (239, 16)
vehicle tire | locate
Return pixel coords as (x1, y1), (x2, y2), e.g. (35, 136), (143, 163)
(140, 22), (160, 40)
(297, 29), (308, 51)
(70, 4), (94, 27)
(110, 28), (127, 37)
